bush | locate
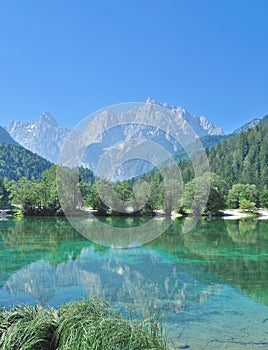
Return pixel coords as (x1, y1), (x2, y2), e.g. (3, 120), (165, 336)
(239, 198), (257, 212)
(260, 190), (268, 209)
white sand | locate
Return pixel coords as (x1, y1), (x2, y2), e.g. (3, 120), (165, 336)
(222, 209), (250, 220)
(222, 209), (268, 220)
(258, 209), (268, 220)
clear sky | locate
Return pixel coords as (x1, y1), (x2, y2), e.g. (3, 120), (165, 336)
(0, 0), (268, 133)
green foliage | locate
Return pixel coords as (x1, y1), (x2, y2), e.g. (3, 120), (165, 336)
(113, 181), (133, 202)
(56, 167), (85, 214)
(87, 179), (111, 214)
(260, 190), (268, 208)
(7, 166), (62, 215)
(207, 121), (268, 192)
(182, 172), (227, 215)
(178, 119), (268, 209)
(6, 166), (93, 215)
(0, 305), (58, 350)
(143, 180), (162, 213)
(227, 184), (258, 210)
(0, 178), (4, 206)
(239, 198), (257, 212)
(161, 178), (183, 216)
(87, 178), (163, 215)
(0, 299), (169, 350)
(0, 143), (51, 181)
(78, 166), (95, 185)
(2, 115), (268, 214)
(226, 184), (245, 209)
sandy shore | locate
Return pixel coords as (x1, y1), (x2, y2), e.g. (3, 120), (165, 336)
(155, 210), (182, 220)
(258, 209), (268, 220)
(223, 209), (268, 220)
(222, 209), (250, 220)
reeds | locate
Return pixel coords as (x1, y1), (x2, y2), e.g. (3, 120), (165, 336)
(0, 299), (170, 350)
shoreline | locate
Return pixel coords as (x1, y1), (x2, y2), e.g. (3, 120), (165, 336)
(222, 209), (268, 220)
(2, 207), (268, 220)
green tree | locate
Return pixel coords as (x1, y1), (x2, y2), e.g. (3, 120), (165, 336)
(87, 179), (110, 214)
(161, 178), (183, 216)
(260, 190), (268, 208)
(0, 178), (4, 206)
(182, 173), (227, 215)
(239, 198), (257, 212)
(227, 184), (246, 209)
(113, 182), (133, 203)
(227, 183), (258, 209)
(8, 177), (39, 215)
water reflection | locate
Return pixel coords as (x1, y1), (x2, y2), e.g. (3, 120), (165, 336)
(0, 217), (268, 309)
(1, 217), (268, 349)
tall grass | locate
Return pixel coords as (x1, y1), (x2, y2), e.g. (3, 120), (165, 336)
(0, 299), (170, 350)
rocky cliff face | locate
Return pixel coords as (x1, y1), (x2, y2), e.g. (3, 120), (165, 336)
(6, 113), (70, 163)
(6, 99), (223, 172)
(76, 99), (224, 179)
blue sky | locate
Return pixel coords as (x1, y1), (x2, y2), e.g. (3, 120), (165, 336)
(0, 0), (268, 133)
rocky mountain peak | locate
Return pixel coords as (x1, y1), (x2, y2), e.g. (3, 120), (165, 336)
(6, 99), (224, 169)
(35, 112), (58, 127)
(6, 113), (70, 163)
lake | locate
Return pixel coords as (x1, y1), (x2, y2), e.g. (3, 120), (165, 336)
(0, 216), (268, 349)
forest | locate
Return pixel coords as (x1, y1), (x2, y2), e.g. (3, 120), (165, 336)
(0, 143), (51, 180)
(0, 117), (268, 216)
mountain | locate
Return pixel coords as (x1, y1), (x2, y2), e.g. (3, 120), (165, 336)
(6, 100), (223, 170)
(0, 126), (51, 181)
(0, 126), (19, 146)
(259, 114), (268, 126)
(64, 98), (224, 179)
(0, 143), (51, 181)
(6, 113), (70, 163)
(232, 114), (268, 135)
(233, 118), (262, 134)
(144, 98), (224, 136)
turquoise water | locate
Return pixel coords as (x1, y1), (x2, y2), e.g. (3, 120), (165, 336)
(0, 216), (268, 349)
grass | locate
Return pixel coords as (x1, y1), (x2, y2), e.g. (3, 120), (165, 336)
(0, 299), (171, 350)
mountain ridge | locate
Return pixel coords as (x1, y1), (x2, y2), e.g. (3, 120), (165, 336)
(6, 112), (70, 163)
(6, 99), (224, 167)
(0, 126), (19, 146)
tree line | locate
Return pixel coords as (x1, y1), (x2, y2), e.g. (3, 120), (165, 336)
(0, 116), (268, 215)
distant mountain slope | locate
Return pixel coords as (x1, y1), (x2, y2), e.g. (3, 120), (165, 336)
(174, 134), (232, 162)
(77, 98), (224, 179)
(233, 119), (261, 134)
(6, 113), (70, 163)
(0, 143), (51, 180)
(233, 114), (268, 134)
(207, 120), (268, 190)
(0, 126), (19, 145)
(6, 99), (223, 168)
(260, 114), (268, 126)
